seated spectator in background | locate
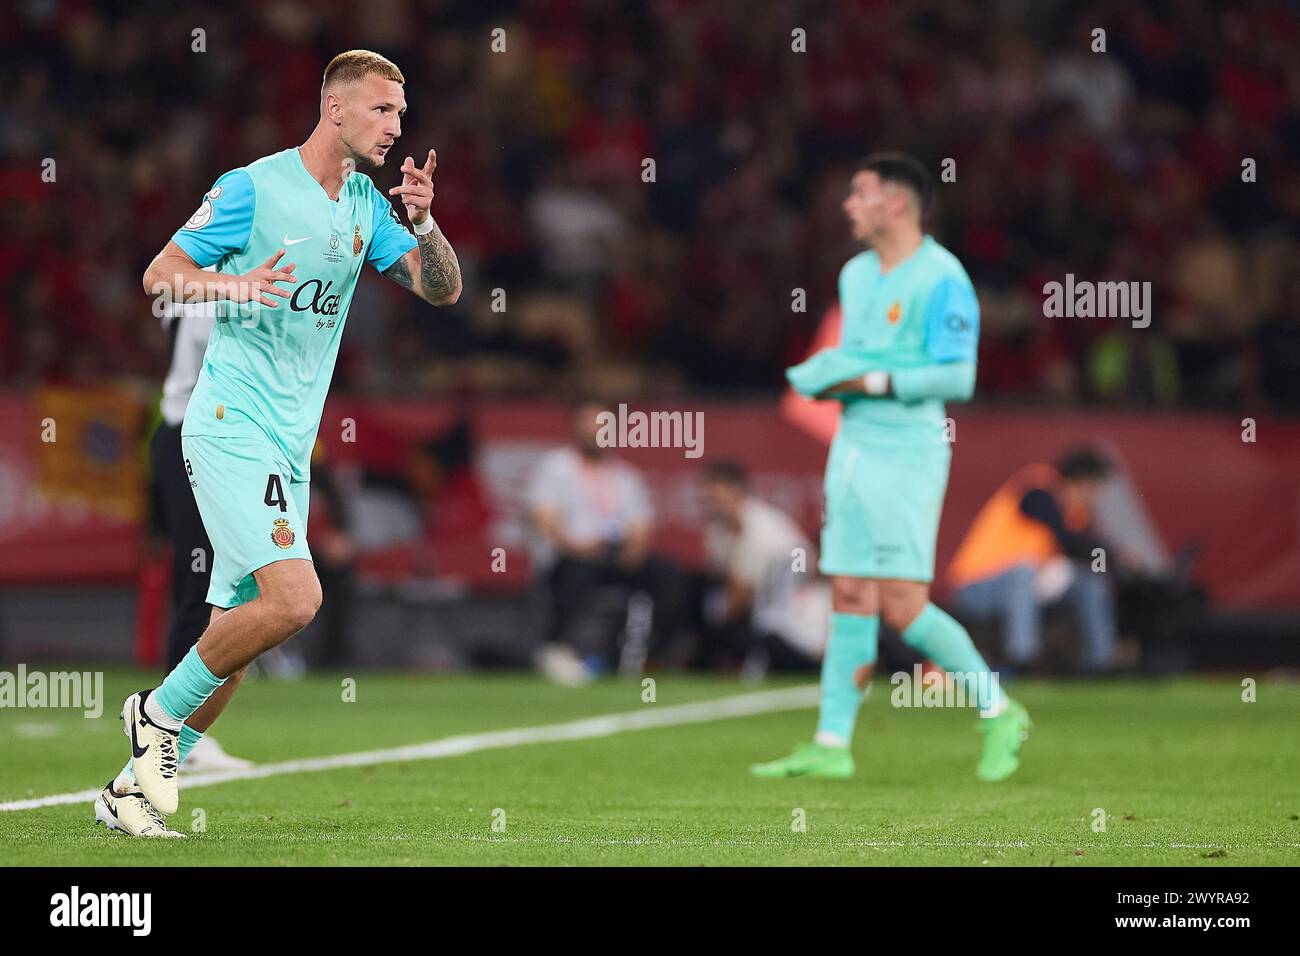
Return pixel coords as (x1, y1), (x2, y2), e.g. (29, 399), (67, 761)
(945, 448), (1118, 673)
(528, 399), (684, 683)
(696, 462), (829, 676)
(306, 438), (357, 669)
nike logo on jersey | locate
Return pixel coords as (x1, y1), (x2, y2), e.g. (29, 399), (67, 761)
(283, 235), (312, 246)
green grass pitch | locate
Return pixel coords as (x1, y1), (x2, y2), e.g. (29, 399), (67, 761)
(1, 670), (1296, 865)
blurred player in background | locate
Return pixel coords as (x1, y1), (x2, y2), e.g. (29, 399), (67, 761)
(695, 461), (827, 676)
(109, 292), (254, 836)
(148, 293), (252, 772)
(752, 153), (1030, 782)
(94, 49), (461, 836)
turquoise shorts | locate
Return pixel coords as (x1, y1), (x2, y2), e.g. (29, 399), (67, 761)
(181, 434), (312, 609)
(818, 431), (951, 582)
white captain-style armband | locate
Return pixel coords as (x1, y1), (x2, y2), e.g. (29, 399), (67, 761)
(862, 370), (890, 396)
(412, 215), (435, 236)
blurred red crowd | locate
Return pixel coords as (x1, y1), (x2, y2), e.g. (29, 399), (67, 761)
(1, 0), (1298, 409)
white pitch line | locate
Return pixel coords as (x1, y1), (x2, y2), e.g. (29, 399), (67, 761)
(0, 684), (820, 812)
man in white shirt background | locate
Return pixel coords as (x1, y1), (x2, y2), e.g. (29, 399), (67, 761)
(528, 399), (686, 683)
(696, 461), (829, 676)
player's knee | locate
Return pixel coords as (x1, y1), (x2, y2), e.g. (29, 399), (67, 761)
(880, 592), (927, 633)
(283, 599), (320, 635)
(294, 580), (324, 631)
(831, 577), (878, 616)
(273, 576), (322, 634)
(880, 604), (911, 633)
(833, 593), (874, 615)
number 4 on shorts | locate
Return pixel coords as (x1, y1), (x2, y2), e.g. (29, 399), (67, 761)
(264, 473), (287, 512)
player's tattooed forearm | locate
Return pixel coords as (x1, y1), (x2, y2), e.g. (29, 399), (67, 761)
(383, 255), (415, 291)
(383, 223), (460, 303)
(417, 223), (461, 302)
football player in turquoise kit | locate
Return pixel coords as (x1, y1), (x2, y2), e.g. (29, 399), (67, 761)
(94, 50), (461, 836)
(751, 154), (1031, 783)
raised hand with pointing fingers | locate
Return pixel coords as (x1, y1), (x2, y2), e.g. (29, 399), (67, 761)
(380, 146), (461, 306)
(388, 148), (437, 227)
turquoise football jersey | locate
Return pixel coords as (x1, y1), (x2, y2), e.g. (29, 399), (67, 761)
(836, 235), (979, 442)
(173, 147), (417, 480)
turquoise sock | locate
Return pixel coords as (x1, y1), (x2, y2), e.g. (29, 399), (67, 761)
(179, 724), (204, 763)
(153, 645), (226, 724)
(121, 724), (204, 781)
(899, 603), (1004, 714)
(814, 613), (879, 745)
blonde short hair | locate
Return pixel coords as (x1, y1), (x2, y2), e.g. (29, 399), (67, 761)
(322, 50), (405, 93)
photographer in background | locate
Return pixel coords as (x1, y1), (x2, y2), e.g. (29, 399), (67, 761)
(945, 448), (1119, 673)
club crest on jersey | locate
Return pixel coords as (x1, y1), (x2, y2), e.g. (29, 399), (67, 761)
(887, 301), (902, 324)
(271, 518), (296, 550)
(353, 225), (364, 257)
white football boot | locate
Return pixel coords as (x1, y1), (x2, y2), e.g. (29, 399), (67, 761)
(534, 643), (594, 687)
(94, 777), (185, 838)
(183, 735), (254, 773)
(121, 690), (181, 815)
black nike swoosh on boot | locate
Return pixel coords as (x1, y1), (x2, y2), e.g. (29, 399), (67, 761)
(129, 716), (149, 760)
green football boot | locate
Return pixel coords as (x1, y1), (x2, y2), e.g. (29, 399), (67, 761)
(976, 698), (1032, 782)
(750, 742), (855, 779)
